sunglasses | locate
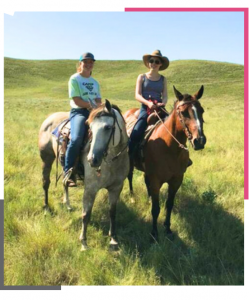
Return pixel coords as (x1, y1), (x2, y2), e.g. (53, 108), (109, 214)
(149, 59), (161, 65)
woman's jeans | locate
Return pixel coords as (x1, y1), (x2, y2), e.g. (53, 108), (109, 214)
(64, 108), (90, 173)
(129, 107), (148, 156)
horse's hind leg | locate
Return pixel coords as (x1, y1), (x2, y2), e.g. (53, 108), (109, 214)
(127, 159), (134, 195)
(164, 176), (183, 237)
(40, 153), (55, 210)
(108, 184), (123, 251)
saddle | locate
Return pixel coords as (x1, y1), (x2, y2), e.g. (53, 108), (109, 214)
(126, 109), (168, 162)
(52, 119), (90, 177)
(52, 119), (71, 166)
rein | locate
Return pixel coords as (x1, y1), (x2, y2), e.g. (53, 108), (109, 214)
(153, 103), (193, 151)
(55, 118), (70, 187)
(93, 109), (128, 164)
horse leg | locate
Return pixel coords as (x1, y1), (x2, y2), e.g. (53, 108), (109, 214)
(40, 153), (55, 211)
(150, 180), (162, 242)
(144, 174), (151, 199)
(127, 159), (134, 195)
(79, 188), (97, 251)
(164, 176), (183, 237)
(63, 184), (72, 211)
(108, 184), (123, 251)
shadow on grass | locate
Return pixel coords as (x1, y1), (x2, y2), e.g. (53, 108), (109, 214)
(175, 195), (244, 285)
(60, 175), (243, 286)
(89, 189), (243, 285)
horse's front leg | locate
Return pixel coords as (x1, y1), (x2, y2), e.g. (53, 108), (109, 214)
(150, 180), (162, 243)
(164, 176), (183, 238)
(80, 188), (97, 251)
(63, 184), (72, 211)
(108, 184), (123, 250)
(144, 174), (151, 199)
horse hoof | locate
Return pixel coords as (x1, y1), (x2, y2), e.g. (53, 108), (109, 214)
(43, 205), (52, 216)
(166, 231), (174, 241)
(150, 233), (159, 244)
(80, 244), (89, 251)
(130, 196), (135, 204)
(67, 206), (73, 212)
(109, 238), (119, 251)
(109, 243), (119, 251)
(80, 240), (89, 251)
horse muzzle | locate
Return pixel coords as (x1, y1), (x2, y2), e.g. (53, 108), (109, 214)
(192, 135), (206, 150)
(87, 153), (103, 168)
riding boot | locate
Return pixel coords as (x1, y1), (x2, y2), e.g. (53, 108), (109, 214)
(68, 173), (77, 187)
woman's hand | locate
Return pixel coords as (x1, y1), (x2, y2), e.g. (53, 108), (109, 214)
(147, 101), (157, 110)
(156, 102), (165, 107)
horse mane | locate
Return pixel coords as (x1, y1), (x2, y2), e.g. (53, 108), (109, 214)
(87, 103), (124, 125)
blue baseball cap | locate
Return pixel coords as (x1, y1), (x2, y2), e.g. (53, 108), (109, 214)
(79, 52), (96, 61)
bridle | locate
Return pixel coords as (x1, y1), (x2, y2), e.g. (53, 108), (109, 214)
(90, 109), (128, 163)
(175, 100), (194, 141)
(154, 100), (198, 151)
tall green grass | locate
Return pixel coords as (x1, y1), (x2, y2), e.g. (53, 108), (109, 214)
(4, 58), (244, 285)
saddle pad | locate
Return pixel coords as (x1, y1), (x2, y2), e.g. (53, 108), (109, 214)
(52, 119), (70, 139)
(125, 112), (160, 139)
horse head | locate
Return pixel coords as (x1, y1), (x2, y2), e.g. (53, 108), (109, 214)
(173, 85), (206, 150)
(87, 99), (126, 168)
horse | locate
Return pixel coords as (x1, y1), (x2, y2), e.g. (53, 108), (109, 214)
(123, 86), (206, 242)
(38, 100), (129, 250)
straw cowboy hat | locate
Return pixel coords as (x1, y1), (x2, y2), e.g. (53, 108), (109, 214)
(143, 50), (169, 70)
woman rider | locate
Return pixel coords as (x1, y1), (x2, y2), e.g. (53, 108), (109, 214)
(129, 50), (169, 157)
(64, 52), (102, 187)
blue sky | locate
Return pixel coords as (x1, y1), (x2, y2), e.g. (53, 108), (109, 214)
(4, 11), (244, 64)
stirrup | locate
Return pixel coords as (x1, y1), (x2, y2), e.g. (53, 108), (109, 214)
(63, 168), (77, 187)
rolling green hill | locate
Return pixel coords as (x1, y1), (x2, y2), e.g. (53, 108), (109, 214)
(4, 58), (244, 286)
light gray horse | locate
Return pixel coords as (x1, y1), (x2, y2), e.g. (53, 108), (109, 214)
(38, 100), (129, 250)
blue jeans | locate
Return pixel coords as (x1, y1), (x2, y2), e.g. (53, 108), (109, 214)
(64, 108), (90, 172)
(129, 108), (148, 156)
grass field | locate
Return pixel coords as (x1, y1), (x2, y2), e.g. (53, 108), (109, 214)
(4, 57), (244, 285)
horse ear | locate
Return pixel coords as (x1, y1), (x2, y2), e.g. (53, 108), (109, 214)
(173, 86), (184, 101)
(194, 85), (204, 100)
(105, 99), (112, 113)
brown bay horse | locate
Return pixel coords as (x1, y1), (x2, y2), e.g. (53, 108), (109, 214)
(123, 86), (206, 241)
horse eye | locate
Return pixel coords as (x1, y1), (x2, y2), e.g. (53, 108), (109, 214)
(181, 110), (189, 118)
(104, 125), (112, 130)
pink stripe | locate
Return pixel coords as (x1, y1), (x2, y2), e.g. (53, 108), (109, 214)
(125, 7), (248, 199)
(125, 8), (247, 12)
(244, 9), (248, 199)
